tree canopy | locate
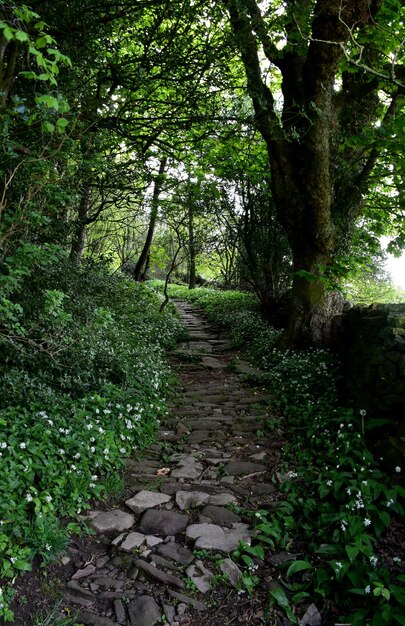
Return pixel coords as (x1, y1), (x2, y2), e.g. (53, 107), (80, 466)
(1, 0), (404, 346)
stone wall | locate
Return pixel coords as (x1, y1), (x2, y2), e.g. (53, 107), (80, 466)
(341, 303), (405, 461)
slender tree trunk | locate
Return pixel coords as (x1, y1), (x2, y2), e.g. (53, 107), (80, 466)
(70, 193), (90, 262)
(188, 198), (196, 290)
(0, 36), (17, 111)
(70, 222), (87, 262)
(133, 157), (167, 281)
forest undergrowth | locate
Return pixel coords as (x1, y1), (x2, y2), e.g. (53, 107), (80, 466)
(149, 282), (405, 626)
(0, 261), (185, 621)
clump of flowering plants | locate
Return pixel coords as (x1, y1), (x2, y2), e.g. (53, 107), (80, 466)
(250, 352), (405, 625)
(0, 268), (184, 621)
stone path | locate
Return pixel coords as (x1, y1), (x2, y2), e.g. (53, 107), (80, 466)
(60, 301), (284, 626)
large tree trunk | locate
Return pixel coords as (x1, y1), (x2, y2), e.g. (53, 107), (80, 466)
(133, 157), (167, 281)
(223, 0), (382, 347)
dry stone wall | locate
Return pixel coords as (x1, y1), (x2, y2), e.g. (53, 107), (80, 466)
(341, 303), (405, 454)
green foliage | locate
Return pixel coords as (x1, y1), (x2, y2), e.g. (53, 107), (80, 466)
(0, 4), (71, 87)
(346, 274), (405, 305)
(0, 262), (184, 621)
(152, 282), (259, 322)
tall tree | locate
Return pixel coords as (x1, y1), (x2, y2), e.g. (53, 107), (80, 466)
(220, 0), (404, 346)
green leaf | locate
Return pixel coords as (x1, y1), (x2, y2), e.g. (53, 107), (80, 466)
(269, 586), (290, 609)
(346, 545), (360, 562)
(2, 26), (14, 41)
(56, 117), (69, 133)
(379, 511), (391, 528)
(286, 560), (313, 577)
(19, 70), (37, 80)
(392, 611), (405, 625)
(35, 35), (52, 48)
(291, 591), (311, 603)
(42, 121), (55, 133)
(15, 30), (29, 42)
(256, 534), (274, 546)
(13, 560), (32, 571)
(36, 94), (59, 110)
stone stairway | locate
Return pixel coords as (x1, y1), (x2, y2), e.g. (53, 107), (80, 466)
(56, 300), (284, 626)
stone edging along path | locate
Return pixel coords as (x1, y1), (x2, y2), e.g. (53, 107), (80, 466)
(41, 301), (291, 626)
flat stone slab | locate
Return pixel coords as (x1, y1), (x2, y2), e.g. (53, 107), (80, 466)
(223, 461), (267, 476)
(176, 491), (210, 510)
(145, 535), (163, 548)
(171, 465), (203, 479)
(72, 565), (96, 580)
(250, 451), (267, 461)
(89, 510), (135, 533)
(300, 603), (322, 626)
(186, 560), (214, 593)
(220, 558), (243, 588)
(119, 532), (146, 552)
(200, 505), (241, 526)
(202, 356), (226, 369)
(186, 523), (251, 553)
(168, 590), (208, 612)
(125, 490), (171, 514)
(208, 493), (237, 506)
(188, 420), (223, 431)
(188, 431), (210, 444)
(133, 559), (184, 589)
(139, 509), (189, 537)
(251, 483), (277, 495)
(79, 612), (119, 626)
(188, 332), (212, 340)
(128, 596), (161, 626)
(170, 454), (204, 480)
(157, 542), (194, 566)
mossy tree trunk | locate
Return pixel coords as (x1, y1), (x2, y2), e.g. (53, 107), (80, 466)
(223, 0), (400, 347)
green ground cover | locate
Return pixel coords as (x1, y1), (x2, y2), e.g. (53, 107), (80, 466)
(157, 283), (405, 626)
(0, 264), (185, 621)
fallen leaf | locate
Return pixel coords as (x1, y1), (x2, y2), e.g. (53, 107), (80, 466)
(156, 467), (171, 476)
